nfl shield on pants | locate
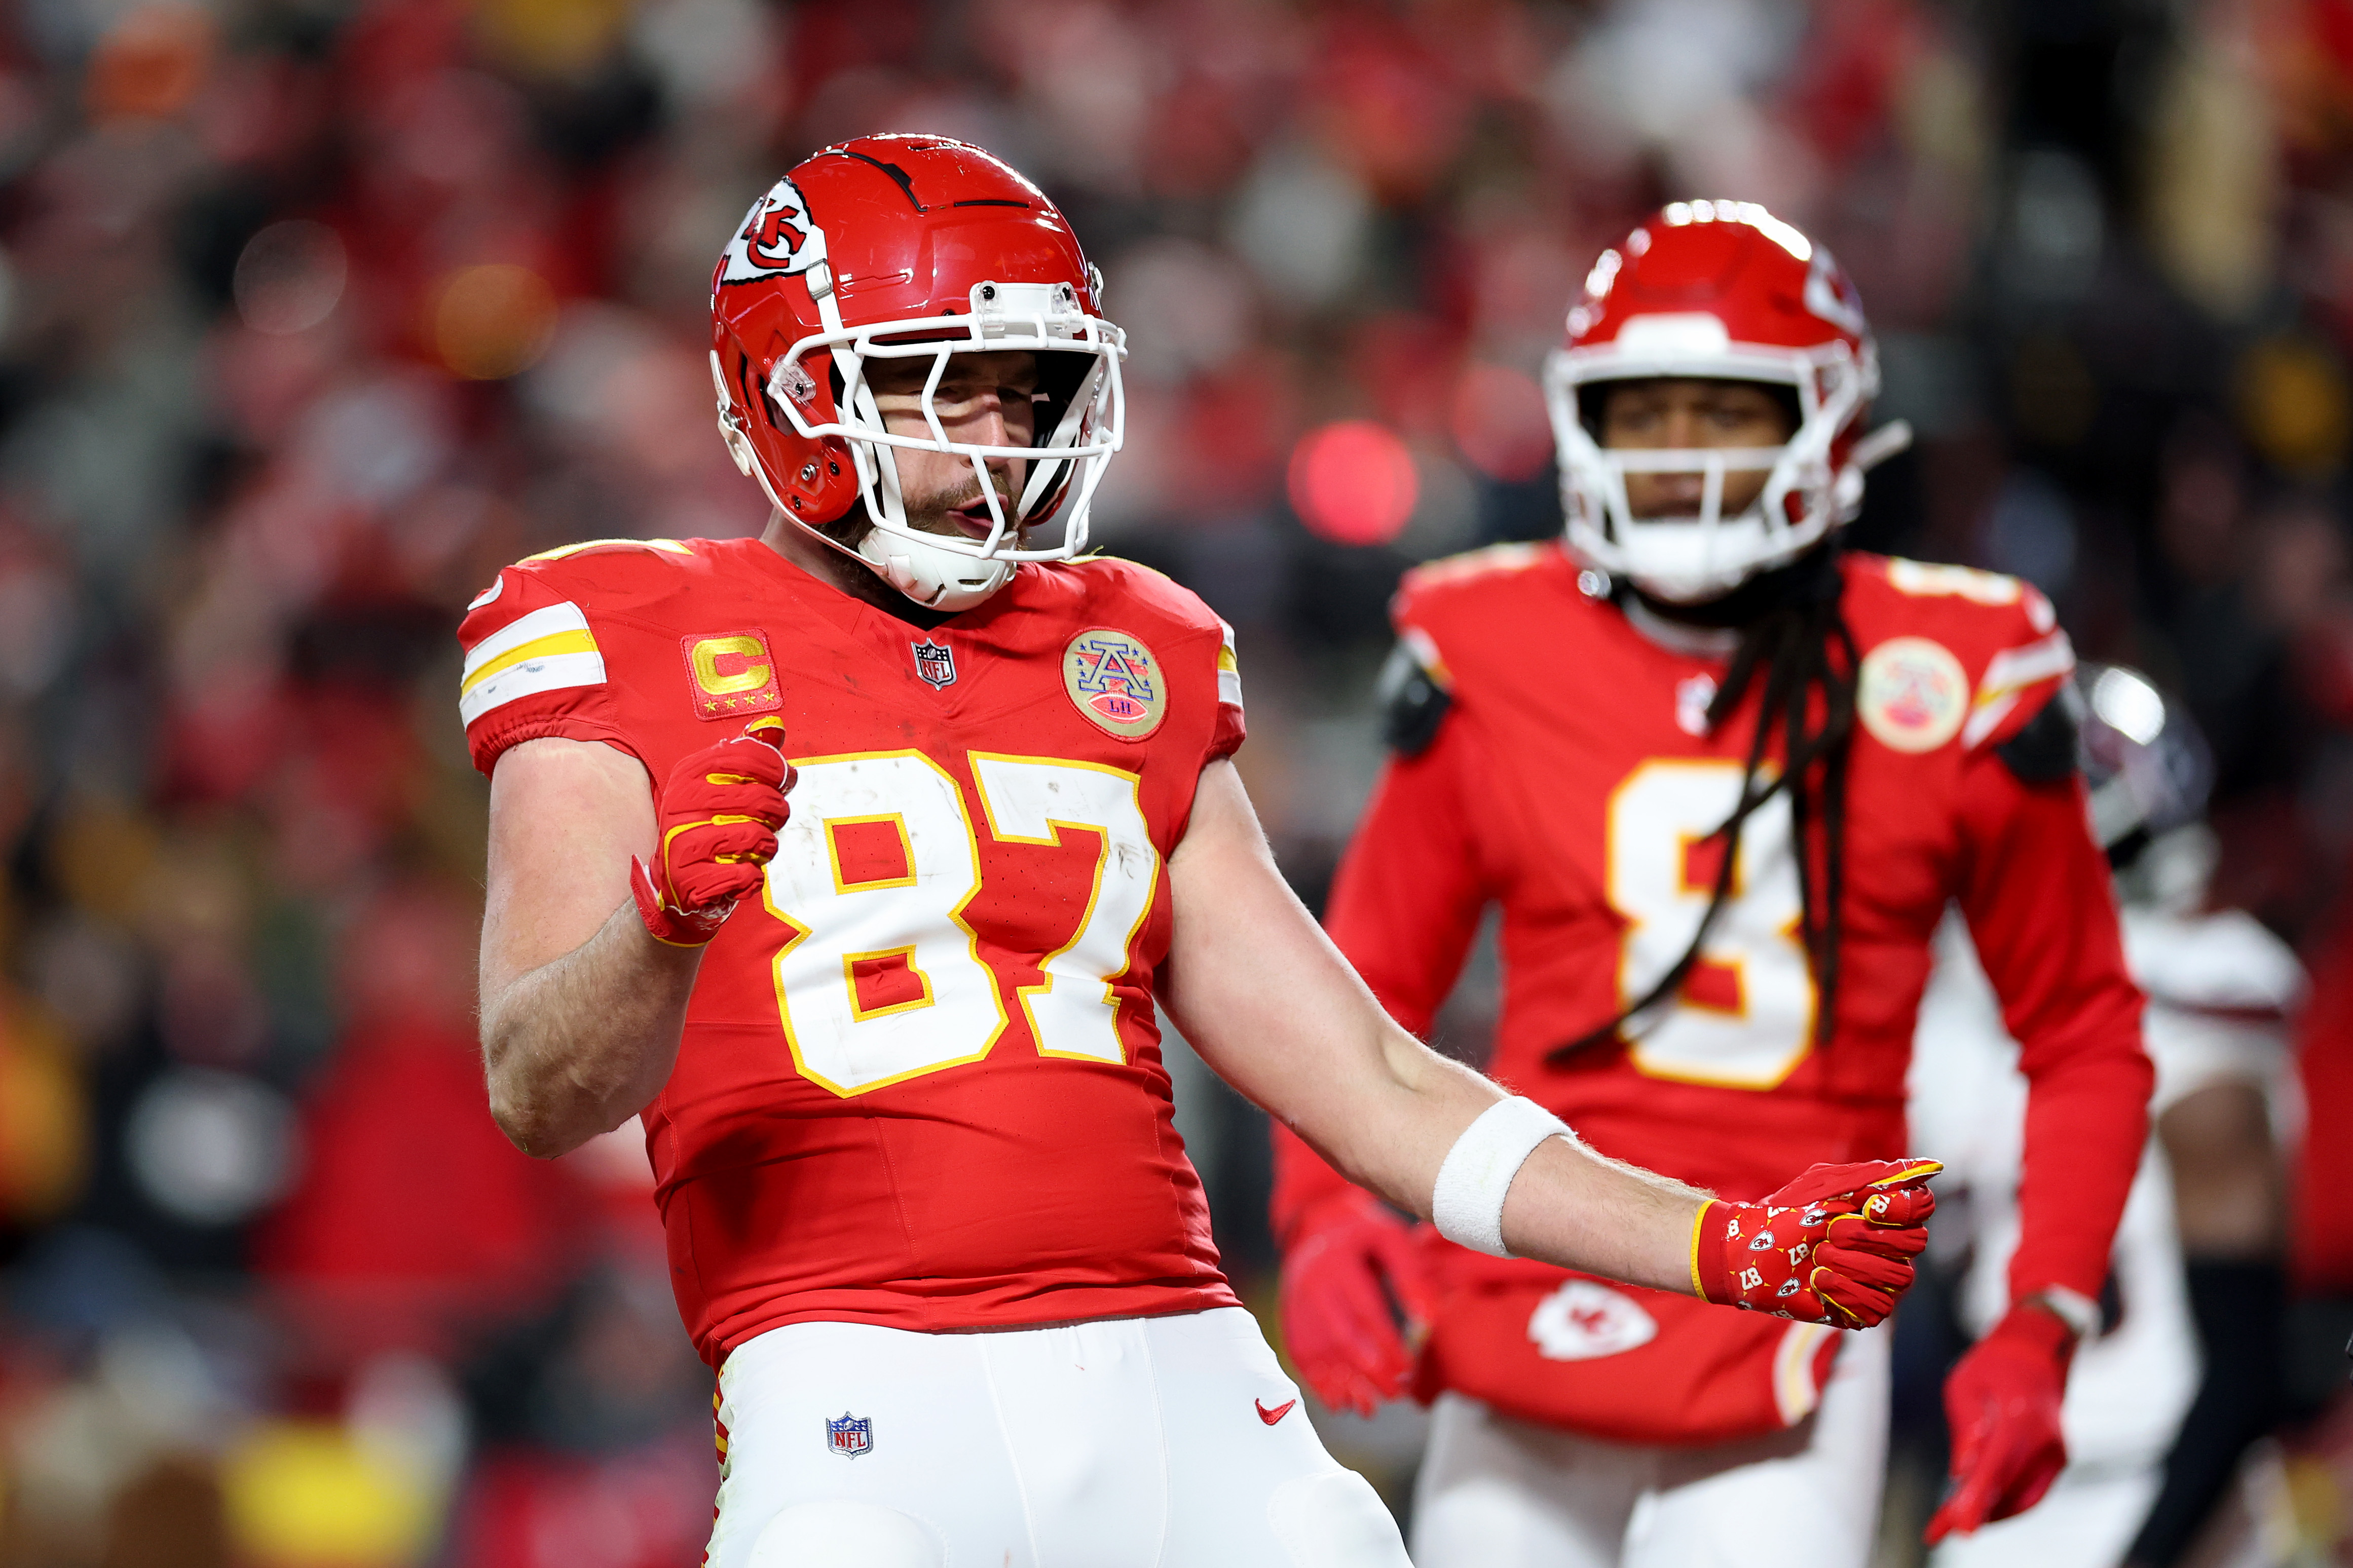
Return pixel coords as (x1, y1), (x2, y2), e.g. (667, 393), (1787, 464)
(706, 1310), (1411, 1568)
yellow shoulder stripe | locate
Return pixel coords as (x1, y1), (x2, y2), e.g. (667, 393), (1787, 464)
(460, 629), (599, 696)
(520, 538), (694, 564)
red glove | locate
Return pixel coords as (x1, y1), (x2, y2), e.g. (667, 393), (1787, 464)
(1925, 1302), (2075, 1543)
(1278, 1191), (1435, 1418)
(630, 721), (794, 946)
(1692, 1159), (1940, 1328)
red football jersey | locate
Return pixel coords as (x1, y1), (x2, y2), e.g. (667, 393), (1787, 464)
(459, 536), (1247, 1363)
(1274, 544), (2150, 1309)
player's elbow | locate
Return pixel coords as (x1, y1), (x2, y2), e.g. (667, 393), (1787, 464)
(480, 1032), (593, 1161)
(487, 1082), (593, 1161)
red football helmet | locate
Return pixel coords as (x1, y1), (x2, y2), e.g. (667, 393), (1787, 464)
(1543, 201), (1909, 602)
(709, 135), (1126, 610)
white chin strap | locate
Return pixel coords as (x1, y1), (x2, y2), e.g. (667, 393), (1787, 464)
(1593, 443), (1803, 604)
(847, 434), (1016, 610)
(855, 524), (1015, 612)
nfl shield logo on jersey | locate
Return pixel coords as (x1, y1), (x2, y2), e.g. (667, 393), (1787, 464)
(826, 1411), (874, 1459)
(911, 640), (957, 690)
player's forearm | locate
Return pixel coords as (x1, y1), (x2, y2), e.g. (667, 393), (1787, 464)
(1320, 1031), (1710, 1292)
(480, 899), (702, 1158)
(1500, 1126), (1711, 1290)
(1253, 1028), (1715, 1294)
(2009, 1013), (2153, 1302)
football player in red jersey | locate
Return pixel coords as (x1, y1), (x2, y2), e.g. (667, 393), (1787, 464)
(1271, 200), (2155, 1568)
(463, 145), (1937, 1568)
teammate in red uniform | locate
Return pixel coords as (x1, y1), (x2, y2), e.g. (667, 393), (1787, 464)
(464, 145), (1937, 1567)
(1272, 201), (2153, 1568)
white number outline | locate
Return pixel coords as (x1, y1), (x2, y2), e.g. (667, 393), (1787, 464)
(761, 750), (1007, 1097)
(969, 752), (1160, 1066)
(1605, 759), (1818, 1090)
(756, 750), (1164, 1096)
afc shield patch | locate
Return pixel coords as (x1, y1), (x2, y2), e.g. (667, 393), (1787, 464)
(683, 630), (783, 720)
(826, 1411), (874, 1459)
(1063, 628), (1166, 741)
(911, 639), (956, 690)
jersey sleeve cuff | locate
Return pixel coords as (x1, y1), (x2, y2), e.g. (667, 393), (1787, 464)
(1207, 704), (1245, 762)
(467, 714), (645, 779)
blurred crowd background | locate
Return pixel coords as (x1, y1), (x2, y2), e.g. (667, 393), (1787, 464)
(0, 0), (2350, 1563)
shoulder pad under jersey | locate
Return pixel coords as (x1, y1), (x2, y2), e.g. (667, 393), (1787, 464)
(1376, 630), (1452, 756)
(1996, 679), (2082, 783)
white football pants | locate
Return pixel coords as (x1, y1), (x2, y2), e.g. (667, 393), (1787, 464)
(1410, 1324), (1890, 1568)
(1928, 1465), (2161, 1568)
(703, 1307), (1411, 1568)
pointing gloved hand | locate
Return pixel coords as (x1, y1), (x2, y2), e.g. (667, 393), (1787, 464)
(1691, 1159), (1941, 1328)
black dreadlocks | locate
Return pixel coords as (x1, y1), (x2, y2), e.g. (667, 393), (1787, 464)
(1547, 547), (1860, 1065)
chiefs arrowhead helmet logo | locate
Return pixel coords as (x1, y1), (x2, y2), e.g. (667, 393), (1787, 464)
(719, 176), (824, 286)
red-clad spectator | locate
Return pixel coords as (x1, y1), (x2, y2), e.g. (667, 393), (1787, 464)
(254, 881), (593, 1355)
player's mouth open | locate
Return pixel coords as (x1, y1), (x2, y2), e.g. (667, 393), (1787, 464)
(947, 497), (1011, 540)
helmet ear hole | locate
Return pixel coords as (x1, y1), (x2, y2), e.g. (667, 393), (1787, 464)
(732, 349), (788, 436)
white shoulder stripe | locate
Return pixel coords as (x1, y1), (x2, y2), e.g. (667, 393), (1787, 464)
(1215, 619), (1243, 710)
(462, 601), (593, 681)
(460, 650), (607, 728)
(1961, 630), (2076, 750)
(1977, 630), (2075, 701)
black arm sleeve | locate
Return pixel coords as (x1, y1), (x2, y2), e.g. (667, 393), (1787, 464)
(1375, 640), (1451, 757)
(1996, 682), (2081, 784)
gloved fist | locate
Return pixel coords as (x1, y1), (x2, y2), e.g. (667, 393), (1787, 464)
(1691, 1159), (1939, 1328)
(1925, 1302), (2074, 1543)
(1278, 1191), (1435, 1418)
(631, 720), (794, 946)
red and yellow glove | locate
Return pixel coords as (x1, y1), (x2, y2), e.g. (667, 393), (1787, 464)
(1278, 1191), (1435, 1418)
(1691, 1159), (1940, 1328)
(1925, 1302), (2075, 1542)
(630, 720), (795, 946)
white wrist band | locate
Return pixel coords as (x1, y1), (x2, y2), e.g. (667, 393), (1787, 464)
(1431, 1096), (1571, 1258)
(2030, 1285), (2102, 1341)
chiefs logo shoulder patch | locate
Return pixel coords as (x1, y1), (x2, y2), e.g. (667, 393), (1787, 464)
(1063, 628), (1166, 740)
(1857, 635), (1968, 753)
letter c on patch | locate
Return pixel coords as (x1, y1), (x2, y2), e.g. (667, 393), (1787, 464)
(693, 635), (771, 695)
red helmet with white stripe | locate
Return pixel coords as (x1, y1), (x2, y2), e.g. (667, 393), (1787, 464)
(1543, 201), (1908, 603)
(709, 135), (1125, 610)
